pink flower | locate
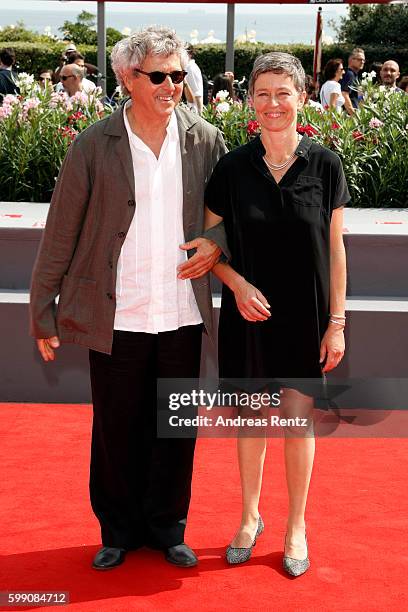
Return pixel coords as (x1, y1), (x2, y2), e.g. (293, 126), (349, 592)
(369, 117), (384, 129)
(331, 122), (340, 130)
(49, 91), (68, 109)
(22, 97), (40, 119)
(71, 91), (90, 107)
(2, 94), (19, 107)
(0, 105), (13, 120)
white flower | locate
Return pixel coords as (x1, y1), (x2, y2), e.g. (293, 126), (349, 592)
(216, 101), (230, 114)
(362, 70), (377, 82)
(15, 72), (35, 87)
(379, 85), (386, 92)
(215, 90), (230, 101)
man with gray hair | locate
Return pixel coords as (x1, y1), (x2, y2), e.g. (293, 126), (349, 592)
(30, 26), (227, 570)
(340, 47), (365, 115)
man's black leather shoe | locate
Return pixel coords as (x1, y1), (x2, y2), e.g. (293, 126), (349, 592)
(92, 546), (127, 570)
(165, 544), (198, 567)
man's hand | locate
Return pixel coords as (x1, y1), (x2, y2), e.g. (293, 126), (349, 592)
(232, 278), (271, 322)
(178, 237), (221, 280)
(37, 336), (60, 362)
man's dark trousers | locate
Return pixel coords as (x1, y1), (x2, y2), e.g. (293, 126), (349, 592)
(89, 324), (202, 550)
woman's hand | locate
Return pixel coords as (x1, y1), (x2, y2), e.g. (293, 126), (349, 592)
(320, 324), (345, 372)
(232, 278), (271, 322)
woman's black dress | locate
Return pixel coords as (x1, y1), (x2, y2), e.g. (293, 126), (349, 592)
(205, 135), (350, 384)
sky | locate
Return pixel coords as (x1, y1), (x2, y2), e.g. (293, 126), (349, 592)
(4, 0), (350, 17)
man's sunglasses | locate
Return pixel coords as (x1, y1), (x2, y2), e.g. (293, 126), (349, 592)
(133, 68), (188, 85)
(61, 75), (75, 81)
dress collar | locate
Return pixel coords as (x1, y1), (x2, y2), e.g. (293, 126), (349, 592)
(250, 133), (312, 161)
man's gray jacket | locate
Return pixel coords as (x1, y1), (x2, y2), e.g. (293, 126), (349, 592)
(30, 105), (228, 354)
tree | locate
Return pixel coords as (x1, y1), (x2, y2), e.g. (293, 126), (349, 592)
(0, 20), (53, 43)
(59, 11), (123, 46)
(333, 5), (408, 46)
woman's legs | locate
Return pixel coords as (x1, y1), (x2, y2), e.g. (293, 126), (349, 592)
(281, 388), (315, 559)
(230, 434), (267, 547)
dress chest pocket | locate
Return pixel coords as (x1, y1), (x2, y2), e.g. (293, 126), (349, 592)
(292, 176), (323, 208)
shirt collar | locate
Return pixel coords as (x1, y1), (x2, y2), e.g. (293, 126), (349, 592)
(123, 100), (178, 149)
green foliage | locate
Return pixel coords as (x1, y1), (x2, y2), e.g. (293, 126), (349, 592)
(333, 5), (408, 47)
(2, 41), (408, 96)
(193, 43), (408, 81)
(59, 10), (123, 47)
(203, 81), (408, 207)
(0, 21), (55, 44)
(0, 79), (111, 202)
(202, 95), (257, 150)
(301, 81), (408, 207)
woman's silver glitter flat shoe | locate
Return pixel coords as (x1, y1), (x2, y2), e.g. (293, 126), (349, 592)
(283, 532), (310, 577)
(226, 515), (264, 564)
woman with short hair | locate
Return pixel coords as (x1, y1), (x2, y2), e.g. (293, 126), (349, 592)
(205, 52), (349, 576)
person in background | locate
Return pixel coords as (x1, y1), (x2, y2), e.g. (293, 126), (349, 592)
(380, 60), (403, 93)
(340, 48), (365, 115)
(38, 69), (54, 90)
(319, 59), (345, 112)
(59, 63), (86, 99)
(304, 74), (323, 111)
(185, 44), (203, 114)
(66, 51), (96, 94)
(211, 72), (234, 100)
(397, 75), (408, 94)
(0, 47), (19, 102)
(55, 43), (99, 85)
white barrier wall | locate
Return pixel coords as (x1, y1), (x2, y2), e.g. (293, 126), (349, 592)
(1, 204), (408, 402)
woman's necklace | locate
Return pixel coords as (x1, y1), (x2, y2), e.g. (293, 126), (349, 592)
(263, 135), (301, 172)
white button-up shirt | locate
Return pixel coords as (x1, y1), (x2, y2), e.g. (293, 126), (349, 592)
(113, 103), (202, 333)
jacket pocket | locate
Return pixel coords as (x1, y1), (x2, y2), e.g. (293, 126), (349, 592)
(57, 275), (97, 334)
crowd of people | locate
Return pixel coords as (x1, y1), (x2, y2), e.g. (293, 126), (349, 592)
(0, 43), (99, 102)
(316, 48), (407, 114)
(2, 43), (405, 112)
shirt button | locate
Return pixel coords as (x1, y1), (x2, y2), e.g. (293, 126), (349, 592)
(118, 232), (125, 238)
(128, 199), (135, 207)
(106, 292), (113, 300)
(108, 261), (113, 269)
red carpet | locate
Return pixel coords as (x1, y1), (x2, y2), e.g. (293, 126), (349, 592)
(1, 403), (407, 611)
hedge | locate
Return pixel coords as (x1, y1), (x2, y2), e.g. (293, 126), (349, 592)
(3, 41), (408, 96)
